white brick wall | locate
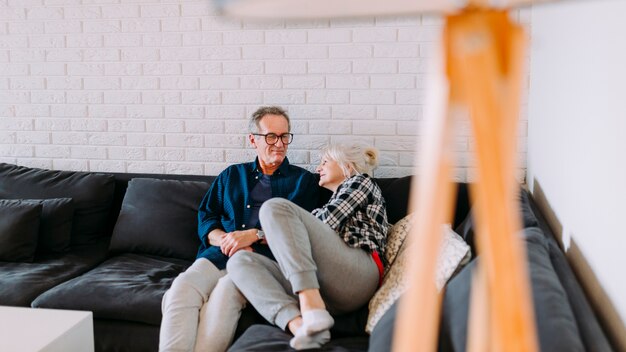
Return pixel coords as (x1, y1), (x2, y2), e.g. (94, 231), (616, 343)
(0, 1), (530, 180)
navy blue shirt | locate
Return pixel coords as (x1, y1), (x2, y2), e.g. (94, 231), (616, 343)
(197, 157), (319, 269)
(246, 174), (271, 229)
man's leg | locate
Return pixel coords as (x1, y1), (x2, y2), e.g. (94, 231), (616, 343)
(193, 275), (247, 352)
(159, 259), (224, 352)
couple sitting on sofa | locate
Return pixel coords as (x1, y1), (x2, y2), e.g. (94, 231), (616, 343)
(159, 105), (391, 352)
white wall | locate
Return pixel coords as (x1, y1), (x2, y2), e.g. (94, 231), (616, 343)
(528, 0), (626, 322)
(0, 0), (529, 179)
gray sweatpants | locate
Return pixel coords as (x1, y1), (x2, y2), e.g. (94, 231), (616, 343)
(159, 258), (247, 352)
(227, 198), (379, 330)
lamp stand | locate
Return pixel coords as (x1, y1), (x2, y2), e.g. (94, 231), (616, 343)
(393, 9), (538, 352)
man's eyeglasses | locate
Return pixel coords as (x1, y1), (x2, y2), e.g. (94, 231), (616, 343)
(251, 133), (294, 145)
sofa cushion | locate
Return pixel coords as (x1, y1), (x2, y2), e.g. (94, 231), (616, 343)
(0, 239), (109, 306)
(0, 163), (115, 245)
(366, 221), (470, 333)
(109, 178), (210, 261)
(32, 253), (189, 325)
(455, 189), (538, 252)
(547, 240), (613, 351)
(374, 176), (412, 225)
(440, 227), (584, 351)
(22, 198), (74, 253)
(383, 214), (413, 268)
(368, 299), (400, 352)
(93, 319), (160, 352)
(0, 200), (42, 262)
(229, 324), (369, 352)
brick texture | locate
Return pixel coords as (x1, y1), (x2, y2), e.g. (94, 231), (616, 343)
(0, 1), (528, 179)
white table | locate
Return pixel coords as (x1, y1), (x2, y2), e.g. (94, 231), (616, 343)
(0, 306), (94, 352)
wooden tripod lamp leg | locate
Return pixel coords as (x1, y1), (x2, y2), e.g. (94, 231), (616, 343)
(392, 8), (538, 352)
(448, 9), (538, 352)
(392, 37), (457, 351)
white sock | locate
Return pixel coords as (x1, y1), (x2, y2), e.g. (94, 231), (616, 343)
(289, 329), (330, 350)
(301, 309), (334, 335)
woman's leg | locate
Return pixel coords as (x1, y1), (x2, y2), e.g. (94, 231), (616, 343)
(193, 275), (247, 352)
(159, 259), (224, 352)
(256, 198), (379, 349)
(227, 251), (300, 331)
(259, 198), (379, 313)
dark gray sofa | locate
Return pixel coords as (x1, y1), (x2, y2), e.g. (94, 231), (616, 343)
(0, 162), (613, 351)
(231, 192), (615, 352)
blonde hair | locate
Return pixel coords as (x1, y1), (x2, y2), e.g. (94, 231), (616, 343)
(321, 143), (379, 177)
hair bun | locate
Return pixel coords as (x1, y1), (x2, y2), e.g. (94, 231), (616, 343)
(364, 147), (379, 168)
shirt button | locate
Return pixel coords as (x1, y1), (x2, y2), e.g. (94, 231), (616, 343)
(255, 176), (259, 179)
(246, 205), (250, 208)
(241, 224), (246, 228)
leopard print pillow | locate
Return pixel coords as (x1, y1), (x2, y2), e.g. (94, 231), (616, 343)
(383, 213), (415, 269)
(366, 221), (471, 333)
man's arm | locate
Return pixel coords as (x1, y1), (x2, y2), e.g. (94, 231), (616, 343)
(289, 170), (324, 212)
(207, 228), (227, 246)
(219, 229), (261, 257)
(198, 164), (262, 256)
(197, 172), (226, 248)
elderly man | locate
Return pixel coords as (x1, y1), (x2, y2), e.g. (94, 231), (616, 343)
(159, 106), (320, 352)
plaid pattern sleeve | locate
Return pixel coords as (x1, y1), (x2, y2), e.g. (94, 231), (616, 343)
(312, 174), (390, 255)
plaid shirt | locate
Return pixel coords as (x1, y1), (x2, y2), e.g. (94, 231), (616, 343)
(312, 174), (389, 257)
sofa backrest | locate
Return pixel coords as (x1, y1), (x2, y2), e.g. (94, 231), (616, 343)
(104, 172), (471, 263)
(0, 162), (472, 259)
(106, 172), (216, 237)
(105, 173), (472, 237)
(0, 163), (115, 246)
(375, 176), (470, 228)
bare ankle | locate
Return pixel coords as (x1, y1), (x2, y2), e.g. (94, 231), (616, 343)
(298, 289), (325, 312)
(288, 316), (303, 335)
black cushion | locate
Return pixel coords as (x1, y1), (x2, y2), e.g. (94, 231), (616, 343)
(375, 176), (470, 228)
(332, 305), (369, 338)
(368, 300), (398, 352)
(455, 188), (538, 251)
(526, 197), (614, 352)
(0, 163), (115, 245)
(0, 239), (110, 307)
(375, 176), (413, 224)
(21, 198), (74, 253)
(32, 253), (188, 325)
(0, 200), (42, 262)
(94, 319), (159, 352)
(109, 178), (210, 261)
(547, 240), (613, 351)
(229, 324), (369, 352)
(440, 227), (584, 351)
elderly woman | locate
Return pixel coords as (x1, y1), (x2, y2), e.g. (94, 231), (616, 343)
(228, 143), (390, 350)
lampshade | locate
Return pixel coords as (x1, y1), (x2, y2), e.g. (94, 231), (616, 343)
(214, 0), (559, 19)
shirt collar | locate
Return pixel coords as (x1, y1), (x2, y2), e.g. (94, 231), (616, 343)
(251, 157), (291, 176)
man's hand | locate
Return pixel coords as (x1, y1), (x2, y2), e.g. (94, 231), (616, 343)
(220, 229), (258, 257)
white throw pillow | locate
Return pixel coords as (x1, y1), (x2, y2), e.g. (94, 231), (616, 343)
(366, 215), (471, 333)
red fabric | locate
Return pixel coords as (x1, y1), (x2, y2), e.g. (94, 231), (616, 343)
(371, 251), (384, 287)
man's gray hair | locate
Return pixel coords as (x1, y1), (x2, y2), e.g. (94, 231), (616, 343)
(249, 106), (291, 133)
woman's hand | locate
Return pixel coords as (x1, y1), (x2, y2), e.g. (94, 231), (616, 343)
(220, 229), (258, 257)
